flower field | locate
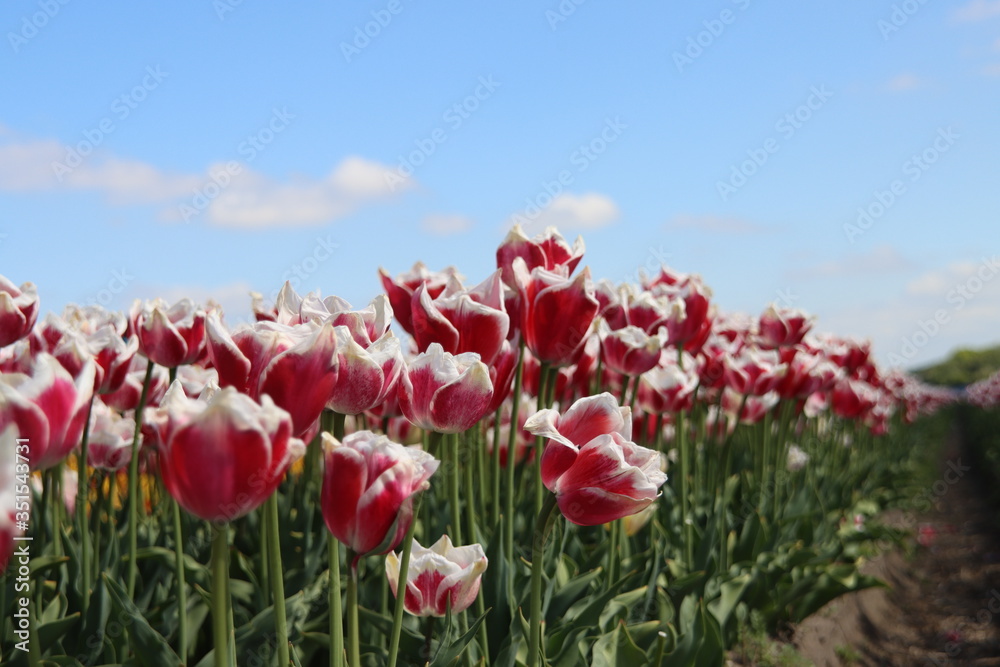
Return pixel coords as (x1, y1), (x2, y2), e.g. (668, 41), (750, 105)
(0, 225), (963, 666)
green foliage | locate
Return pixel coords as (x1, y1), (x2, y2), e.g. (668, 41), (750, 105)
(913, 344), (1000, 387)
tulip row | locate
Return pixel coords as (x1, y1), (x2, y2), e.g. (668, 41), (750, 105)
(0, 226), (953, 666)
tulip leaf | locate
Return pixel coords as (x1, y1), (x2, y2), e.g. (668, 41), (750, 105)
(591, 621), (646, 667)
(102, 574), (183, 667)
(76, 574), (111, 665)
(429, 607), (491, 667)
(37, 612), (80, 650)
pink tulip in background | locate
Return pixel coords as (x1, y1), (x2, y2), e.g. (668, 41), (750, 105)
(206, 315), (339, 437)
(385, 534), (487, 617)
(495, 223), (585, 288)
(512, 257), (599, 368)
(0, 275), (39, 349)
(133, 298), (208, 368)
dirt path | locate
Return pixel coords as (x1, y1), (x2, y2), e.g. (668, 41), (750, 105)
(793, 427), (1000, 666)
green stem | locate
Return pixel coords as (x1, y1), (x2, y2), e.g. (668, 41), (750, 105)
(78, 394), (95, 615)
(448, 432), (463, 546)
(489, 410), (503, 528)
(346, 557), (361, 667)
(505, 341), (525, 583)
(607, 519), (620, 589)
(387, 496), (421, 667)
(127, 362), (155, 597)
(332, 411), (347, 441)
(676, 408), (693, 567)
(534, 363), (552, 514)
(211, 523), (231, 667)
(329, 537), (344, 667)
(266, 493), (290, 666)
(527, 493), (559, 667)
(464, 431), (478, 544)
(172, 500), (189, 660)
(627, 375), (640, 413)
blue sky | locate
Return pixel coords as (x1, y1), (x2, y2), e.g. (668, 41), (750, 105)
(2, 0), (998, 369)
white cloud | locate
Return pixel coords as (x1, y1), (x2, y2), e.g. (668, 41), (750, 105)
(954, 0), (1000, 21)
(981, 62), (1000, 76)
(421, 213), (473, 236)
(885, 73), (923, 92)
(824, 255), (1000, 369)
(667, 214), (768, 234)
(790, 245), (913, 280)
(0, 134), (408, 228)
(512, 192), (619, 236)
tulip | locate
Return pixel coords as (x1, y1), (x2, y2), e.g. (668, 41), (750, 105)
(0, 353), (95, 471)
(757, 304), (814, 349)
(599, 322), (665, 378)
(526, 393), (666, 525)
(831, 376), (878, 419)
(54, 325), (138, 395)
(100, 356), (169, 412)
(379, 262), (462, 335)
(512, 258), (599, 368)
(133, 298), (208, 368)
(397, 343), (493, 434)
(0, 275), (39, 348)
(524, 392), (631, 487)
(496, 223), (585, 288)
(638, 356), (700, 414)
(320, 430), (438, 559)
(385, 535), (488, 617)
(644, 273), (714, 354)
(411, 269), (510, 365)
(206, 314), (339, 437)
(327, 326), (403, 415)
(86, 401), (136, 471)
(149, 382), (304, 522)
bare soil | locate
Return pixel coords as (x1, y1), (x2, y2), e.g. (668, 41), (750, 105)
(793, 429), (1000, 666)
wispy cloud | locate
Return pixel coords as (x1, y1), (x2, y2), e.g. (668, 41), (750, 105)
(0, 132), (409, 227)
(953, 0), (1000, 22)
(421, 213), (474, 236)
(788, 245), (913, 280)
(510, 192), (619, 236)
(667, 214), (769, 234)
(885, 73), (923, 92)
